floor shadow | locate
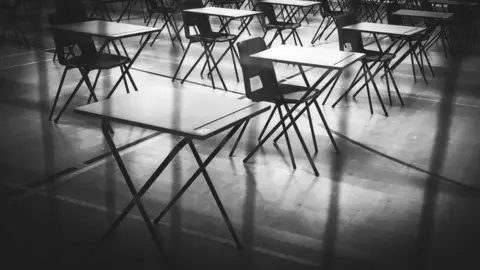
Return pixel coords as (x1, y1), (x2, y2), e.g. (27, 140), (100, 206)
(411, 36), (463, 270)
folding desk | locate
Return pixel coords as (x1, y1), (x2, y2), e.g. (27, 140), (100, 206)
(392, 9), (454, 62)
(259, 0), (319, 26)
(393, 9), (454, 20)
(244, 45), (365, 176)
(74, 88), (270, 266)
(332, 22), (426, 115)
(177, 7), (261, 90)
(88, 0), (134, 22)
(50, 20), (161, 99)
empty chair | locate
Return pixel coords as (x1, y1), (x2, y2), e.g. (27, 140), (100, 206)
(257, 2), (303, 47)
(143, 0), (184, 48)
(172, 0), (238, 90)
(311, 0), (344, 44)
(330, 12), (397, 116)
(385, 2), (434, 83)
(48, 11), (131, 123)
(230, 37), (339, 174)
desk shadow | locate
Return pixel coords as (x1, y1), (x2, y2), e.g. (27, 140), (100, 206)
(411, 39), (463, 270)
(321, 66), (352, 269)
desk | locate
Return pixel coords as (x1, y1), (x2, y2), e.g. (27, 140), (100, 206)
(429, 0), (479, 7)
(392, 9), (454, 20)
(334, 22), (427, 114)
(177, 7), (261, 90)
(392, 9), (454, 59)
(259, 0), (319, 25)
(89, 0), (134, 22)
(74, 88), (270, 266)
(243, 45), (364, 176)
(50, 20), (161, 98)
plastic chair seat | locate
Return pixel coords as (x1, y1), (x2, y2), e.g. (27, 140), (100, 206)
(249, 84), (319, 103)
(66, 53), (131, 69)
(323, 11), (343, 17)
(264, 22), (301, 30)
(364, 50), (396, 62)
(189, 32), (237, 43)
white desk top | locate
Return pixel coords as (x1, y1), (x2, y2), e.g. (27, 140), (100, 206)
(343, 22), (426, 36)
(393, 9), (454, 19)
(259, 0), (320, 7)
(429, 0), (478, 6)
(74, 88), (271, 140)
(251, 45), (365, 69)
(184, 7), (262, 18)
(49, 20), (161, 39)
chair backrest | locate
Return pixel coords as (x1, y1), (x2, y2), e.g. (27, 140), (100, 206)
(419, 0), (433, 11)
(334, 12), (364, 52)
(257, 2), (278, 25)
(237, 37), (279, 100)
(179, 0), (213, 38)
(319, 0), (334, 15)
(385, 2), (402, 26)
(48, 11), (97, 65)
(145, 0), (169, 11)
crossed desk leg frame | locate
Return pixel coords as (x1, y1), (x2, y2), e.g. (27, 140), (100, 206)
(242, 67), (343, 176)
(82, 120), (243, 269)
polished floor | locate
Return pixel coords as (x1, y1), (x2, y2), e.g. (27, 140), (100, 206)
(1, 1), (480, 270)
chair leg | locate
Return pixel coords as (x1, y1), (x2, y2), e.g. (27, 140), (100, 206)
(258, 105), (276, 142)
(277, 105), (296, 170)
(314, 100), (339, 153)
(87, 69), (102, 104)
(364, 64), (374, 115)
(365, 65), (388, 116)
(230, 42), (240, 82)
(306, 102), (318, 154)
(420, 43), (435, 77)
(322, 72), (341, 105)
(386, 65), (404, 106)
(49, 68), (68, 121)
(172, 41), (192, 82)
(53, 77), (85, 124)
(385, 64), (392, 106)
(229, 119), (250, 157)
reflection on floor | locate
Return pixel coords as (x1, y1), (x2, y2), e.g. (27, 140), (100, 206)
(1, 1), (480, 270)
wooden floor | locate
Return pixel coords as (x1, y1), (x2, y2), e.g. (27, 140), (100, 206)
(1, 1), (480, 270)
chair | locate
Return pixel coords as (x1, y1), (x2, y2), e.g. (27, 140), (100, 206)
(89, 0), (133, 22)
(48, 11), (131, 123)
(172, 0), (238, 90)
(257, 2), (303, 48)
(311, 0), (344, 44)
(385, 2), (434, 83)
(230, 37), (340, 172)
(209, 0), (251, 35)
(0, 1), (30, 48)
(331, 12), (396, 116)
(143, 0), (184, 48)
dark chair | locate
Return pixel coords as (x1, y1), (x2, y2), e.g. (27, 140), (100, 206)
(331, 12), (395, 116)
(143, 0), (184, 48)
(48, 12), (131, 123)
(257, 2), (303, 47)
(0, 1), (30, 48)
(172, 0), (238, 90)
(209, 0), (251, 35)
(311, 0), (344, 44)
(230, 37), (339, 173)
(89, 0), (133, 22)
